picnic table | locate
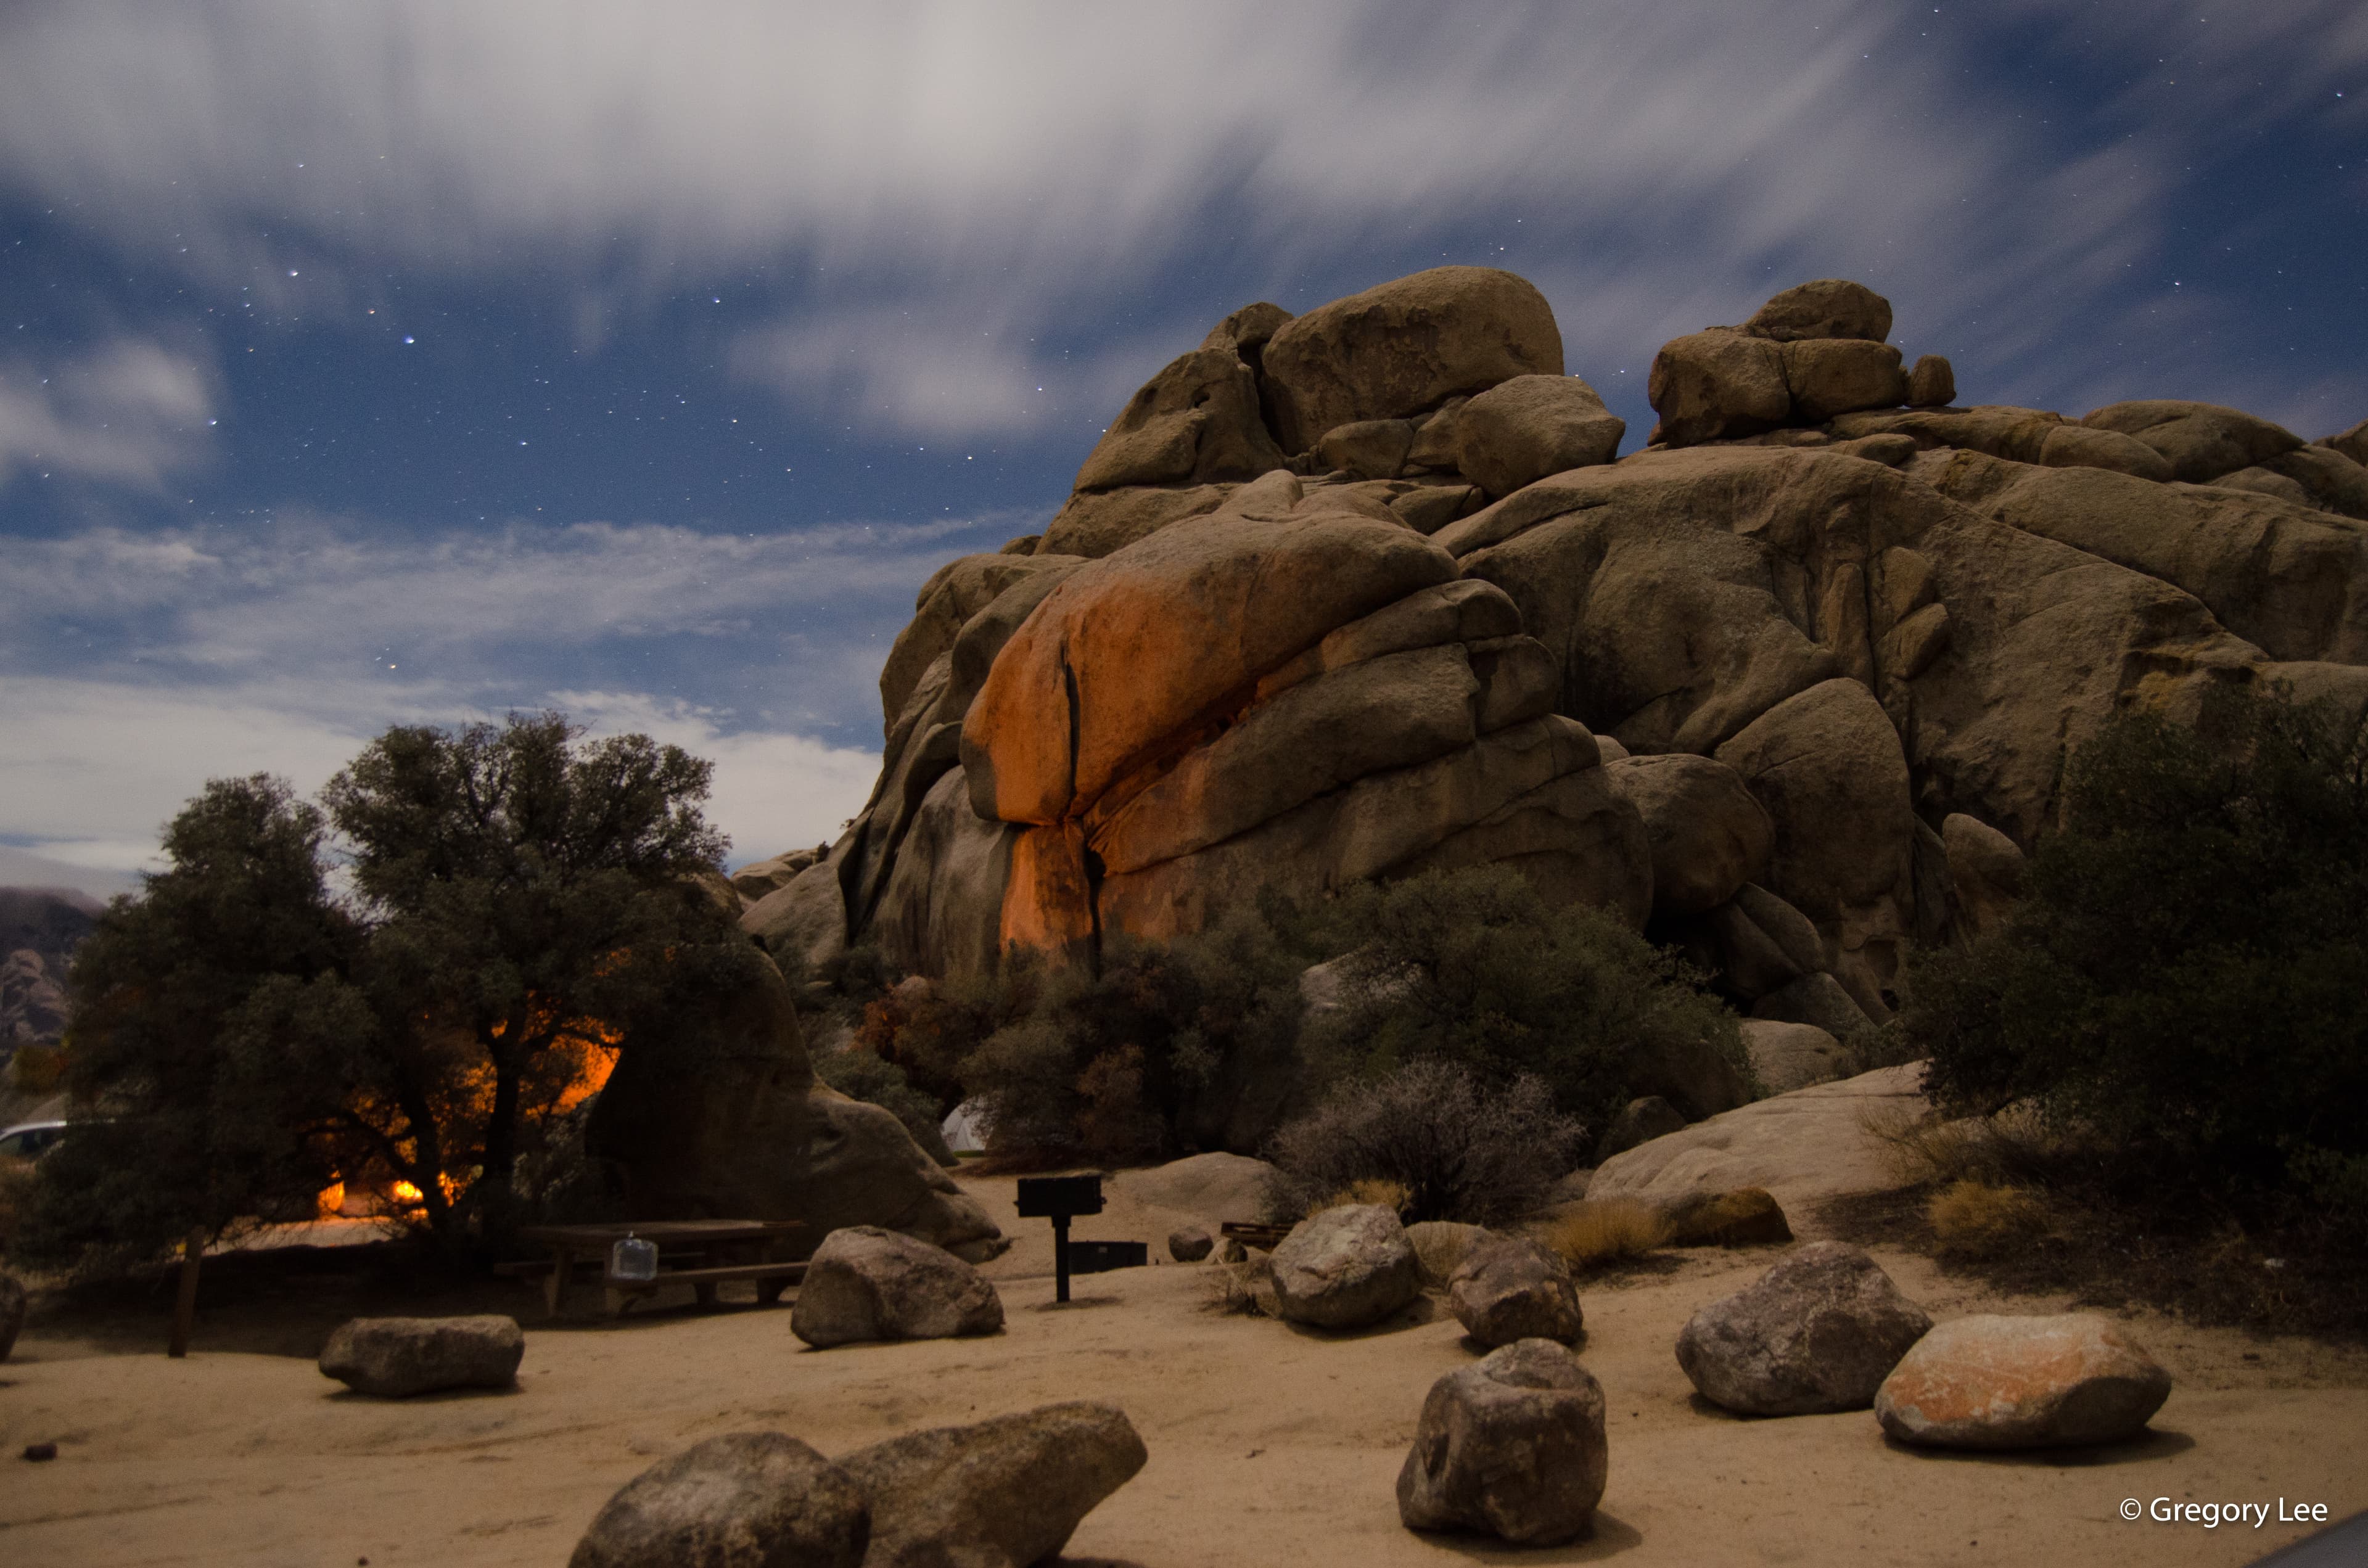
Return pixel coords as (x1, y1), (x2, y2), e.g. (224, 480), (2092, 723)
(510, 1220), (807, 1318)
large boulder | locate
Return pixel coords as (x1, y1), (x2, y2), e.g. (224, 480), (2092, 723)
(1268, 1204), (1423, 1329)
(590, 950), (1005, 1263)
(1739, 1019), (1850, 1094)
(1397, 1339), (1608, 1546)
(1782, 339), (1907, 422)
(1589, 1064), (1926, 1215)
(1716, 678), (1916, 1015)
(1744, 279), (1893, 343)
(1452, 374), (1625, 498)
(1108, 1151), (1277, 1228)
(1603, 752), (1774, 918)
(317, 1315), (524, 1398)
(1675, 1242), (1932, 1415)
(791, 1226), (1005, 1349)
(2324, 417), (2368, 467)
(1941, 811), (2027, 937)
(1447, 1233), (1585, 1348)
(1648, 330), (1790, 446)
(1875, 1313), (2173, 1449)
(1260, 266), (1563, 453)
(2081, 400), (2304, 484)
(835, 1402), (1146, 1568)
(1071, 346), (1285, 493)
(1927, 451), (2368, 665)
(569, 1432), (869, 1568)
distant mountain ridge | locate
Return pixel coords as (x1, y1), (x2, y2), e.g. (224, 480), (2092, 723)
(1, 885), (98, 1053)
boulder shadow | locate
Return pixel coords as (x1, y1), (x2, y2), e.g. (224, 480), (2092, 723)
(1027, 1294), (1127, 1313)
(1414, 1508), (1645, 1561)
(1277, 1294), (1442, 1340)
(1458, 1328), (1589, 1357)
(323, 1382), (526, 1404)
(1879, 1426), (2196, 1467)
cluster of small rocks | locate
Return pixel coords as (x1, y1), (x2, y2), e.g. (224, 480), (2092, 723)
(1207, 1198), (2177, 1548)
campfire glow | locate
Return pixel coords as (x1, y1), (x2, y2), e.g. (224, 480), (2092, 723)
(323, 1009), (620, 1216)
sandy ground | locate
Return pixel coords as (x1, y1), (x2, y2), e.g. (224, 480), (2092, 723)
(6, 1170), (2367, 1568)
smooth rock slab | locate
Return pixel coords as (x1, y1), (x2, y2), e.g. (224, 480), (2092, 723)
(317, 1314), (524, 1398)
(1397, 1339), (1608, 1545)
(791, 1226), (1004, 1349)
(1448, 1234), (1584, 1348)
(836, 1401), (1147, 1568)
(570, 1432), (868, 1568)
(1270, 1204), (1423, 1329)
(1875, 1313), (2172, 1449)
(1676, 1242), (1930, 1415)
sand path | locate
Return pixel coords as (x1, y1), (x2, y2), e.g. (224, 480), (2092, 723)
(6, 1169), (2366, 1568)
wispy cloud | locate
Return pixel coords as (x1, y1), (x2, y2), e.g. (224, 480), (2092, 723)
(2, 1), (2303, 440)
(0, 339), (218, 493)
(0, 510), (1042, 875)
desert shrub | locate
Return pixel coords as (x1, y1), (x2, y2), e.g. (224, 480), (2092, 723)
(1262, 1059), (1586, 1226)
(1540, 1197), (1671, 1270)
(812, 1042), (955, 1155)
(1903, 684), (2368, 1213)
(960, 904), (1311, 1165)
(1304, 867), (1745, 1130)
(1926, 1180), (2049, 1258)
(855, 969), (1024, 1119)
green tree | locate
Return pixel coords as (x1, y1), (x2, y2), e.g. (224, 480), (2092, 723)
(1905, 684), (2368, 1201)
(24, 713), (738, 1266)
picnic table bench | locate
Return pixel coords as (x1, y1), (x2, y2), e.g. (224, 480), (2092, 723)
(1220, 1221), (1292, 1250)
(509, 1220), (807, 1318)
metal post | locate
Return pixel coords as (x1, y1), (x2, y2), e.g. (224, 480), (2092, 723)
(1053, 1214), (1072, 1303)
(168, 1225), (205, 1357)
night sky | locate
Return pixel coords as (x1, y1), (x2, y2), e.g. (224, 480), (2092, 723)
(2, 2), (2362, 895)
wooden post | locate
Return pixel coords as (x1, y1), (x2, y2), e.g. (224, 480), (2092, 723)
(168, 1225), (205, 1358)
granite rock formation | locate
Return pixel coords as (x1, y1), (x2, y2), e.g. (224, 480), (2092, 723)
(735, 266), (2368, 1151)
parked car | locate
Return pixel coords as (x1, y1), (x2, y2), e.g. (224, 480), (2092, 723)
(0, 1119), (65, 1163)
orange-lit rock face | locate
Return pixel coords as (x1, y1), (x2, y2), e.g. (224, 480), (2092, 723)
(960, 507), (1460, 826)
(1874, 1313), (2173, 1450)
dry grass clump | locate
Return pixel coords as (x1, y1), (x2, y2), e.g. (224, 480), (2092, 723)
(1309, 1178), (1413, 1217)
(1862, 1101), (2060, 1189)
(1926, 1179), (2049, 1257)
(1541, 1198), (1671, 1270)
